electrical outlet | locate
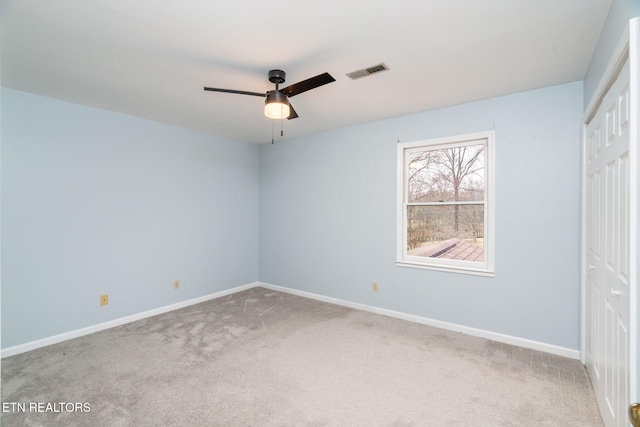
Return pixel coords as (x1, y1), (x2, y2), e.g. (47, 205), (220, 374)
(372, 282), (379, 292)
(100, 294), (109, 306)
(174, 280), (180, 290)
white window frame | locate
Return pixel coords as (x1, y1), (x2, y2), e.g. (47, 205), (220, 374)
(396, 130), (495, 276)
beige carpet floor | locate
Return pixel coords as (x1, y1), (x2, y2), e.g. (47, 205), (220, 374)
(1, 287), (603, 426)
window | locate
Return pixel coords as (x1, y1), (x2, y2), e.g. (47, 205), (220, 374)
(396, 131), (495, 276)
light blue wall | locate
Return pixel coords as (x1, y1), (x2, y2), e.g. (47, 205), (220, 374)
(1, 88), (259, 349)
(584, 0), (640, 106)
(259, 82), (583, 349)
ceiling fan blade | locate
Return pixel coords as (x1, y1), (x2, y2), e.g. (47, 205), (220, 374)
(203, 87), (266, 97)
(280, 72), (335, 97)
(287, 102), (299, 120)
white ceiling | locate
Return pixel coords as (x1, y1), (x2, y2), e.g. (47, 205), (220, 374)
(1, 0), (611, 144)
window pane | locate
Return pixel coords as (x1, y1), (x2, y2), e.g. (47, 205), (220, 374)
(408, 143), (485, 203)
(407, 204), (484, 262)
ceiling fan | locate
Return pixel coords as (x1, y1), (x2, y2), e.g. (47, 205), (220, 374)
(204, 69), (335, 120)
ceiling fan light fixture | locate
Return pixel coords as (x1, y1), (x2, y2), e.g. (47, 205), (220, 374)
(264, 91), (290, 119)
(205, 69), (335, 122)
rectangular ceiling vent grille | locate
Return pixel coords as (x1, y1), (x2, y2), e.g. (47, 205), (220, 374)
(346, 63), (389, 80)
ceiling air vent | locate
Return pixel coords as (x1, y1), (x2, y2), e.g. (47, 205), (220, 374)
(346, 63), (389, 80)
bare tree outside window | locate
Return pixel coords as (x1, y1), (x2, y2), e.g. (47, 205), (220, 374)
(406, 143), (485, 259)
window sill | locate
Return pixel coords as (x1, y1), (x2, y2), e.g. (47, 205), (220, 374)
(395, 260), (495, 277)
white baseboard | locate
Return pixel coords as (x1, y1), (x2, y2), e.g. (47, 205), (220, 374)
(1, 282), (258, 358)
(257, 282), (581, 360)
(2, 281), (580, 361)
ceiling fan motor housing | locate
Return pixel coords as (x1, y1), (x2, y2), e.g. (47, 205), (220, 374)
(268, 69), (286, 85)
